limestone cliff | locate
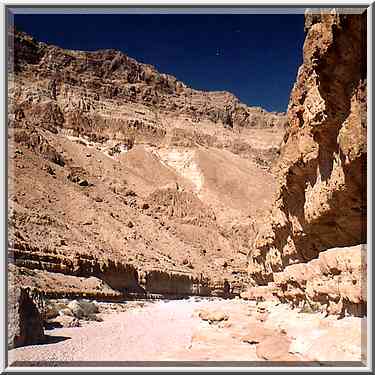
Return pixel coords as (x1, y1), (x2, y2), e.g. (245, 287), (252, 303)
(8, 28), (286, 299)
(247, 10), (367, 314)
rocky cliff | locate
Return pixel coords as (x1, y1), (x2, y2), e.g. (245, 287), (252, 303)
(8, 28), (286, 299)
(247, 10), (367, 315)
(9, 28), (286, 152)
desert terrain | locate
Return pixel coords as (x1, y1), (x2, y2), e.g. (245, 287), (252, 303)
(7, 9), (367, 367)
(10, 298), (365, 365)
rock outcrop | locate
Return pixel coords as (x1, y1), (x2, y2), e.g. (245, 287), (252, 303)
(9, 252), (211, 299)
(8, 286), (45, 349)
(8, 28), (287, 300)
(245, 244), (366, 316)
(247, 10), (367, 315)
(9, 28), (286, 168)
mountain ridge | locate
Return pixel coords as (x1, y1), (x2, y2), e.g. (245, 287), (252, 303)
(8, 27), (286, 300)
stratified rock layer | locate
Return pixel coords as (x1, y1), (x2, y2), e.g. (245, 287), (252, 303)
(9, 28), (286, 167)
(8, 28), (286, 299)
(244, 245), (366, 316)
(247, 10), (367, 314)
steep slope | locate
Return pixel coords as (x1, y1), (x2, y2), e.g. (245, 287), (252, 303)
(8, 28), (286, 298)
(9, 28), (286, 166)
(246, 10), (367, 316)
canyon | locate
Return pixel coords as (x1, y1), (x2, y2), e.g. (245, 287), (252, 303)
(7, 8), (367, 366)
(245, 10), (367, 318)
(8, 26), (286, 303)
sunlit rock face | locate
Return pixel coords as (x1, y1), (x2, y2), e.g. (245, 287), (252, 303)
(8, 27), (288, 300)
(247, 9), (367, 315)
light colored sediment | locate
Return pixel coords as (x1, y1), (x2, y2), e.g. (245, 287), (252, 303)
(7, 13), (368, 367)
(8, 298), (365, 365)
(243, 244), (367, 317)
(152, 148), (204, 195)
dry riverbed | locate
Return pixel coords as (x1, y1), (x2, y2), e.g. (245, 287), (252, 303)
(8, 297), (366, 367)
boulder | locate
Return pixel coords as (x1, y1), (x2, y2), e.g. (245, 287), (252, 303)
(59, 307), (74, 317)
(198, 309), (229, 323)
(44, 303), (60, 320)
(86, 313), (103, 322)
(44, 300), (70, 320)
(67, 300), (99, 319)
(67, 300), (85, 318)
(8, 287), (44, 349)
(78, 300), (99, 315)
(52, 315), (80, 328)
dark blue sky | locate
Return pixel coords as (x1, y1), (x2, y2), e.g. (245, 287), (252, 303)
(14, 14), (305, 112)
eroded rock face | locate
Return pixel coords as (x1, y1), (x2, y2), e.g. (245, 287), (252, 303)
(8, 286), (45, 349)
(9, 252), (212, 299)
(8, 28), (286, 300)
(8, 28), (286, 158)
(246, 245), (366, 316)
(247, 10), (367, 314)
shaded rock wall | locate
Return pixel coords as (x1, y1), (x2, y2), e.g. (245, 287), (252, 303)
(8, 286), (45, 349)
(247, 10), (367, 314)
(144, 270), (210, 296)
(9, 246), (214, 299)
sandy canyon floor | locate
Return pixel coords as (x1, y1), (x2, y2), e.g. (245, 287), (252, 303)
(9, 298), (366, 367)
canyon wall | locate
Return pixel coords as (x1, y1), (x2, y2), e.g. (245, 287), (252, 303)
(247, 10), (367, 315)
(9, 246), (212, 299)
(8, 28), (286, 300)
